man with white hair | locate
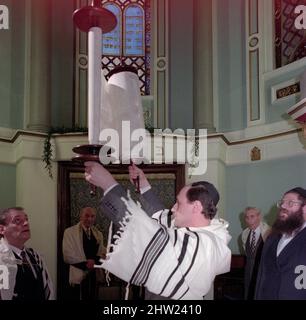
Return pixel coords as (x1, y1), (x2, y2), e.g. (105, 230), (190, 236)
(62, 207), (105, 300)
(0, 207), (53, 300)
(241, 207), (270, 299)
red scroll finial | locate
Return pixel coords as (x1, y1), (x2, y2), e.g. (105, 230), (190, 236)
(73, 1), (117, 33)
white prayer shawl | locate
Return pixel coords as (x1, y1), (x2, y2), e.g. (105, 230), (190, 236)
(100, 196), (232, 300)
(0, 238), (54, 300)
(62, 223), (105, 284)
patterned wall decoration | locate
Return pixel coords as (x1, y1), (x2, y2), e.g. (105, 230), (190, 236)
(275, 0), (306, 68)
(276, 82), (300, 99)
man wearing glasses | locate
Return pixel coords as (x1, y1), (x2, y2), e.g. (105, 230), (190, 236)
(0, 207), (54, 300)
(255, 187), (306, 299)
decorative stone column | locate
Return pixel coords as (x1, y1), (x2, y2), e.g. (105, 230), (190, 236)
(26, 0), (51, 132)
(193, 0), (215, 132)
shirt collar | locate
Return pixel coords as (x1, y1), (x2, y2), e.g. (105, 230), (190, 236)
(81, 225), (91, 232)
(250, 225), (260, 235)
(8, 244), (25, 257)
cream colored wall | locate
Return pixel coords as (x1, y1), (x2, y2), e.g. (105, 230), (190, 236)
(0, 134), (58, 294)
(183, 134), (229, 223)
(16, 158), (57, 293)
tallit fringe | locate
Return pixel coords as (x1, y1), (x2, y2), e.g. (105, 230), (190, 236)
(105, 221), (113, 286)
(104, 191), (140, 257)
(98, 192), (146, 300)
(124, 282), (130, 300)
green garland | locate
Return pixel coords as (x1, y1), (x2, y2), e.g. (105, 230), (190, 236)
(42, 125), (156, 178)
(42, 126), (88, 178)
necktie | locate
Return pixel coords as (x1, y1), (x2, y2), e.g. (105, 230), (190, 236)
(20, 250), (28, 265)
(250, 230), (256, 254)
(86, 228), (91, 240)
(20, 250), (35, 278)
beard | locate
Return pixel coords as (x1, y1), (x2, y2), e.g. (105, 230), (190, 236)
(272, 208), (304, 236)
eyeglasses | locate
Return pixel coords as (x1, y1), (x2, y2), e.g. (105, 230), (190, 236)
(276, 200), (303, 208)
(10, 216), (29, 225)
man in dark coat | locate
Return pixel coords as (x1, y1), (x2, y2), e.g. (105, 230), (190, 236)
(255, 187), (306, 300)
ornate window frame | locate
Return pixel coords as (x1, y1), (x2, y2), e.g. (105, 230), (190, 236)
(73, 0), (170, 130)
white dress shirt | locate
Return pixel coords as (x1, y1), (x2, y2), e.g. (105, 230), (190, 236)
(8, 244), (37, 278)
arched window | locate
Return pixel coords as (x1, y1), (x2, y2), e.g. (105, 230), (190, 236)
(75, 0), (168, 129)
(102, 3), (122, 56)
(102, 0), (151, 95)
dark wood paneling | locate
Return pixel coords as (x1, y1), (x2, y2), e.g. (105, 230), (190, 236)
(214, 254), (246, 300)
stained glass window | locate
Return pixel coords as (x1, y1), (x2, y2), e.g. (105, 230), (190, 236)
(102, 4), (121, 56)
(124, 5), (145, 56)
(102, 0), (151, 94)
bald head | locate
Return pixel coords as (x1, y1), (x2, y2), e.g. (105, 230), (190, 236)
(244, 207), (261, 230)
(80, 207), (96, 228)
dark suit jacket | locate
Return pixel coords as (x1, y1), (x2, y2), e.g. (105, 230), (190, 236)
(244, 233), (264, 300)
(255, 227), (306, 300)
(100, 184), (165, 227)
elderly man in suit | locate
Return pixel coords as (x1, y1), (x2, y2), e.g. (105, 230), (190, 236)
(62, 207), (105, 300)
(241, 207), (270, 299)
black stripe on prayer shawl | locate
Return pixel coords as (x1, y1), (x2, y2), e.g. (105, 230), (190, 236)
(158, 211), (163, 224)
(157, 209), (171, 227)
(166, 210), (172, 227)
(158, 211), (164, 225)
(178, 287), (189, 300)
(158, 232), (190, 296)
(27, 248), (51, 299)
(152, 210), (171, 227)
(174, 229), (178, 246)
(26, 249), (39, 278)
(168, 230), (200, 299)
(130, 226), (169, 285)
(138, 227), (169, 284)
(131, 227), (169, 285)
(43, 265), (51, 299)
